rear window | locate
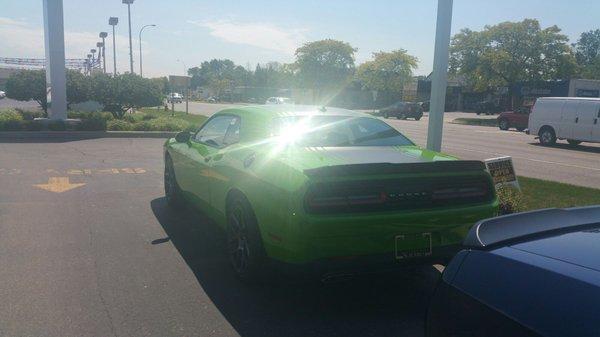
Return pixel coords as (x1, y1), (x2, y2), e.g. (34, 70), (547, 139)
(271, 116), (414, 147)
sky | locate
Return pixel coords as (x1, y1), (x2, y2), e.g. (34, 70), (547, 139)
(1, 0), (600, 78)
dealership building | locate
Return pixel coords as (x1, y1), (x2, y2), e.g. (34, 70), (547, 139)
(417, 77), (600, 111)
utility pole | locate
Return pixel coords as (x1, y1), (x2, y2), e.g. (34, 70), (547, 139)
(426, 0), (454, 152)
(99, 32), (108, 73)
(122, 0), (135, 74)
(109, 17), (118, 75)
(138, 24), (156, 77)
(42, 0), (67, 120)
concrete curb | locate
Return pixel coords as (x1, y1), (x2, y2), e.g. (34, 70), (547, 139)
(0, 131), (177, 139)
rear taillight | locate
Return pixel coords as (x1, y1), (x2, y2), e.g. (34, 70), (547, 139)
(307, 191), (387, 210)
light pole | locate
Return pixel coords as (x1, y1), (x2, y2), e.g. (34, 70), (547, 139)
(138, 24), (156, 77)
(426, 0), (454, 152)
(122, 0), (135, 74)
(99, 32), (108, 73)
(176, 59), (189, 114)
(90, 48), (97, 71)
(96, 42), (103, 72)
(108, 17), (118, 75)
(86, 53), (92, 75)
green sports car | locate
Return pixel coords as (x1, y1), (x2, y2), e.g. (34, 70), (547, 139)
(164, 105), (498, 280)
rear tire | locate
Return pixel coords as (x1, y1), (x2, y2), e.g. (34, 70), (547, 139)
(498, 118), (510, 131)
(567, 139), (582, 146)
(539, 127), (557, 146)
(414, 116), (422, 121)
(226, 193), (266, 282)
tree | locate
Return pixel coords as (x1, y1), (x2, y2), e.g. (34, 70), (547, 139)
(294, 39), (357, 102)
(356, 49), (418, 95)
(187, 59), (251, 93)
(90, 73), (163, 119)
(5, 69), (47, 113)
(449, 19), (577, 105)
(66, 70), (91, 108)
(573, 29), (600, 79)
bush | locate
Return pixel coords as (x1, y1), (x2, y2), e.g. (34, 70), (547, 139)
(107, 119), (133, 131)
(68, 111), (113, 121)
(16, 109), (44, 120)
(79, 118), (107, 131)
(47, 121), (67, 131)
(132, 121), (152, 131)
(497, 184), (524, 215)
(0, 109), (24, 122)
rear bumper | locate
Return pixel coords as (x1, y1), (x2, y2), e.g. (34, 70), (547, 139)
(271, 244), (461, 279)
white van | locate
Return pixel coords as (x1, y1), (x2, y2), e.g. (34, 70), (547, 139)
(528, 97), (600, 146)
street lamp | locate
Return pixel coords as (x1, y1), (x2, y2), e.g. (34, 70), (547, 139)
(138, 24), (156, 77)
(86, 53), (93, 75)
(96, 42), (104, 72)
(99, 32), (108, 73)
(90, 48), (97, 65)
(122, 0), (135, 74)
(108, 17), (118, 75)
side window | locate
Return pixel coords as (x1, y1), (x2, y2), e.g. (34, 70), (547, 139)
(194, 115), (239, 148)
(223, 117), (241, 146)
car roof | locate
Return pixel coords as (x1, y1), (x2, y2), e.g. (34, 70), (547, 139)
(216, 105), (371, 119)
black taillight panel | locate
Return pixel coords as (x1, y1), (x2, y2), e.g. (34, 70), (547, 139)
(304, 175), (494, 214)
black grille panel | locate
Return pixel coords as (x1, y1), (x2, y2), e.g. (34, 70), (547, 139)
(305, 175), (494, 214)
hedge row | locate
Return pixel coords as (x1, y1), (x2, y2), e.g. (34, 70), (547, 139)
(0, 109), (195, 132)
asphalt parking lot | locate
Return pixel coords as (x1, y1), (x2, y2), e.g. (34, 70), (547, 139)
(0, 137), (440, 337)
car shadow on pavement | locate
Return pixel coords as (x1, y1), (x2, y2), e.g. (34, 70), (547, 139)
(529, 142), (600, 154)
(150, 197), (440, 337)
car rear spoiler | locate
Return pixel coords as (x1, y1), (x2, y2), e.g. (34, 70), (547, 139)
(464, 205), (600, 249)
(303, 160), (486, 177)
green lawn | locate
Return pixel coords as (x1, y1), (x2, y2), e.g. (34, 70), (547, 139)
(451, 117), (497, 127)
(519, 176), (600, 211)
(139, 108), (208, 126)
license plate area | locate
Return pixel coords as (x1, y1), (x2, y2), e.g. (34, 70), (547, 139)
(395, 233), (432, 260)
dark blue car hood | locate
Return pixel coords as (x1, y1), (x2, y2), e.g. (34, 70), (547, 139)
(510, 227), (600, 272)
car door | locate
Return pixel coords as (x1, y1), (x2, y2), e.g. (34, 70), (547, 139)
(184, 115), (239, 206)
(593, 104), (600, 141)
(559, 101), (580, 139)
(574, 101), (597, 141)
(208, 116), (242, 212)
(515, 108), (530, 128)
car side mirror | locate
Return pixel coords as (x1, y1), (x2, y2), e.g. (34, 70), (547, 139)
(175, 131), (191, 143)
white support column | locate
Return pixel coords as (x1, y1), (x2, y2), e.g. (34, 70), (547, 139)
(426, 0), (454, 152)
(43, 0), (68, 120)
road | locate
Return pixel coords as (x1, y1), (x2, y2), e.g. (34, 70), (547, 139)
(0, 138), (439, 337)
(175, 101), (600, 188)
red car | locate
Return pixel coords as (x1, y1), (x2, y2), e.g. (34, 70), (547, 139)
(497, 106), (531, 131)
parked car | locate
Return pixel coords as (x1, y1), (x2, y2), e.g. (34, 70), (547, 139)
(426, 206), (600, 337)
(265, 97), (293, 105)
(167, 93), (183, 104)
(380, 101), (424, 120)
(206, 96), (218, 103)
(528, 97), (600, 146)
(497, 106), (531, 131)
(475, 100), (502, 115)
(164, 105), (498, 281)
(0, 90), (6, 99)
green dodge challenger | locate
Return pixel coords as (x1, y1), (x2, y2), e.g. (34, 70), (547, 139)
(164, 105), (498, 280)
